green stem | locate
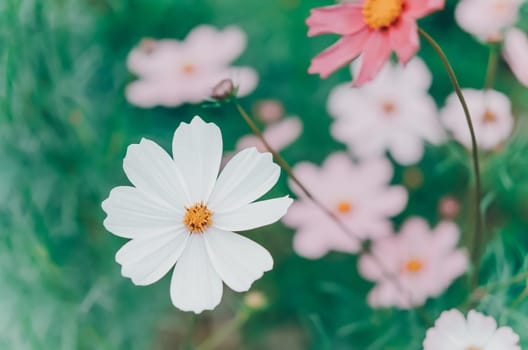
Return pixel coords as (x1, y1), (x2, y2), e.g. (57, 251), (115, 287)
(419, 28), (483, 290)
(484, 44), (500, 90)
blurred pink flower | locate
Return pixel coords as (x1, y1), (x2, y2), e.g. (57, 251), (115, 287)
(327, 58), (445, 165)
(503, 28), (528, 87)
(438, 196), (460, 219)
(358, 217), (468, 308)
(441, 89), (514, 150)
(236, 117), (302, 153)
(306, 0), (445, 86)
(283, 153), (407, 259)
(126, 25), (258, 107)
(424, 309), (521, 350)
(255, 100), (285, 124)
(455, 0), (522, 42)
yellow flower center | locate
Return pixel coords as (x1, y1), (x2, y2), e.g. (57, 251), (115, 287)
(337, 201), (353, 214)
(404, 259), (423, 273)
(362, 0), (403, 30)
(466, 347), (480, 350)
(183, 202), (213, 233)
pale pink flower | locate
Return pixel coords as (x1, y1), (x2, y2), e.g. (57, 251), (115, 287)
(236, 117), (302, 153)
(438, 196), (460, 219)
(441, 89), (514, 150)
(283, 153), (407, 259)
(126, 25), (258, 107)
(503, 28), (528, 87)
(358, 217), (468, 308)
(424, 309), (521, 350)
(328, 58), (445, 165)
(255, 100), (285, 124)
(307, 0), (445, 85)
(455, 0), (522, 42)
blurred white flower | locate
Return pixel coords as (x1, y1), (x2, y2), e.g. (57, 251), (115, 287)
(283, 153), (407, 259)
(236, 117), (302, 153)
(503, 28), (528, 87)
(441, 89), (514, 150)
(455, 0), (522, 42)
(126, 25), (258, 107)
(424, 309), (521, 350)
(102, 116), (292, 313)
(358, 218), (468, 308)
(327, 58), (444, 165)
(455, 0), (528, 87)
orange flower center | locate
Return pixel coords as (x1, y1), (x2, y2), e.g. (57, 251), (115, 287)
(466, 347), (480, 350)
(362, 0), (403, 29)
(404, 259), (423, 273)
(337, 201), (352, 213)
(182, 63), (196, 75)
(482, 109), (497, 124)
(183, 202), (213, 233)
(383, 101), (396, 115)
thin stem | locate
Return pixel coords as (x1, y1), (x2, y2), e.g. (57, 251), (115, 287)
(418, 28), (483, 290)
(234, 101), (359, 243)
(484, 44), (500, 90)
(233, 100), (422, 311)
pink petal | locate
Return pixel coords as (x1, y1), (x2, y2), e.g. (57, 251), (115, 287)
(389, 17), (419, 64)
(309, 28), (371, 79)
(352, 31), (392, 86)
(306, 4), (366, 37)
(405, 0), (445, 18)
(503, 28), (528, 87)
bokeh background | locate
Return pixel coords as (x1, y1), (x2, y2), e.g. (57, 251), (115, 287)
(2, 0), (528, 349)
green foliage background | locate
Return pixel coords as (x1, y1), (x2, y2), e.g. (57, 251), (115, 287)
(2, 0), (528, 349)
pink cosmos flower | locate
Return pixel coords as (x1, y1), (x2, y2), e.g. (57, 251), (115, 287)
(126, 25), (258, 107)
(306, 0), (445, 86)
(441, 89), (514, 150)
(424, 309), (521, 350)
(236, 117), (302, 153)
(358, 217), (468, 308)
(282, 153), (408, 259)
(327, 58), (445, 165)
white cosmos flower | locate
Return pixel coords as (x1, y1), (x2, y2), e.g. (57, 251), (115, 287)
(423, 309), (521, 350)
(102, 116), (292, 313)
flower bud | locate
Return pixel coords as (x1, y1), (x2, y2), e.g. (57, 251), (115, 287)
(212, 78), (236, 100)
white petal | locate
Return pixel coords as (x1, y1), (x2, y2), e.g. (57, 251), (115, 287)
(204, 228), (273, 292)
(486, 327), (521, 350)
(116, 228), (189, 286)
(172, 116), (222, 203)
(170, 234), (223, 313)
(123, 138), (190, 207)
(213, 196), (292, 231)
(102, 186), (183, 238)
(208, 147), (280, 212)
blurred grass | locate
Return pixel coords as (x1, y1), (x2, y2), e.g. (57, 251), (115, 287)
(2, 0), (528, 349)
